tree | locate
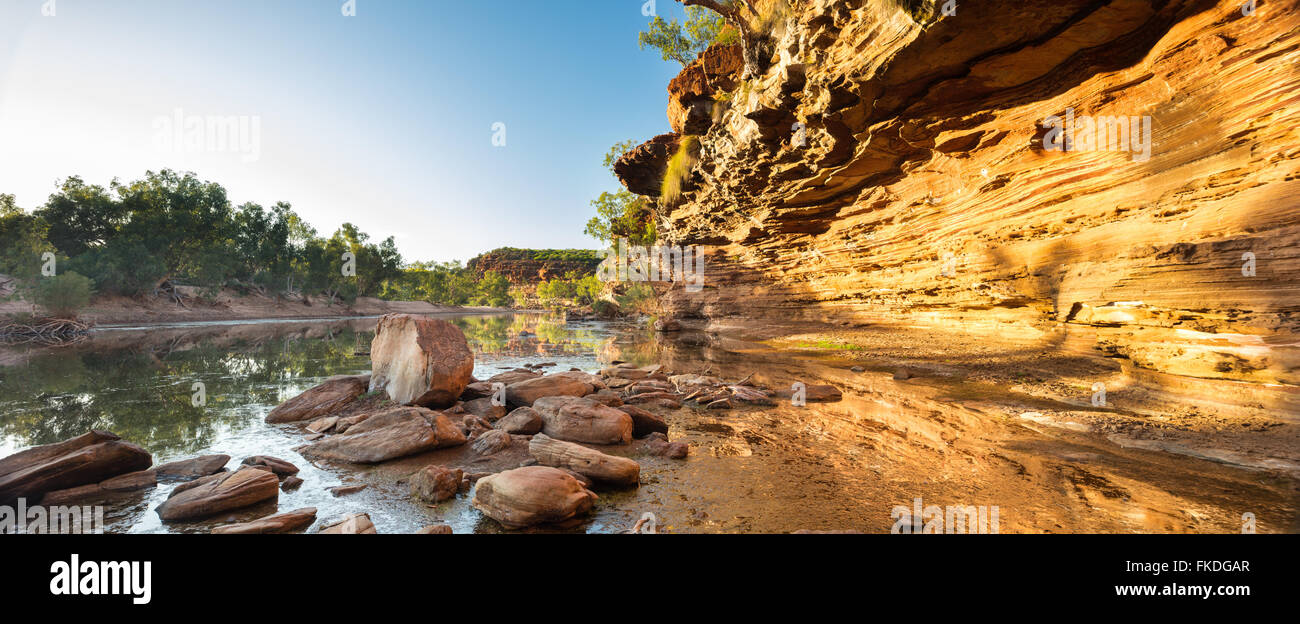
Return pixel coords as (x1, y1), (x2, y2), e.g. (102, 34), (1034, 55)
(638, 5), (738, 66)
(33, 271), (94, 318)
(677, 0), (782, 78)
(0, 194), (54, 285)
(584, 141), (657, 247)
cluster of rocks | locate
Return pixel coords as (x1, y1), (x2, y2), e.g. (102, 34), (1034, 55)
(261, 314), (696, 531)
(2, 314), (763, 533)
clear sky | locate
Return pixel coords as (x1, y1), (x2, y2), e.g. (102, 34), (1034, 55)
(0, 0), (687, 263)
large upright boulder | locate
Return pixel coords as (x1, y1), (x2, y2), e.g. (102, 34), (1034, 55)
(533, 396), (634, 445)
(299, 407), (465, 464)
(0, 431), (152, 505)
(369, 314), (474, 408)
(471, 466), (597, 529)
(266, 375), (370, 423)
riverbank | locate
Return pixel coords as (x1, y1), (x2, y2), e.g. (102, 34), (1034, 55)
(0, 292), (510, 327)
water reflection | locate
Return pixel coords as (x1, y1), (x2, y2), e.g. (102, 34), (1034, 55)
(0, 312), (607, 459)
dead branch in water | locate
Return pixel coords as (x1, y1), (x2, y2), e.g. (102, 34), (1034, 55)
(0, 318), (93, 346)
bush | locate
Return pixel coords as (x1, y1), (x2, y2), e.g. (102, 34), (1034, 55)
(661, 136), (699, 204)
(34, 271), (94, 318)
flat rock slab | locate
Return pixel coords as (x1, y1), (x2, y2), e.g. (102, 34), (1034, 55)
(0, 430), (153, 505)
(154, 454), (230, 481)
(299, 407), (466, 464)
(471, 466), (597, 529)
(156, 468), (280, 522)
(369, 314), (474, 408)
(266, 375), (370, 423)
(212, 507), (317, 534)
(39, 469), (158, 506)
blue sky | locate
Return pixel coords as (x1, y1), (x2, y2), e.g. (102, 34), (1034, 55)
(0, 0), (687, 262)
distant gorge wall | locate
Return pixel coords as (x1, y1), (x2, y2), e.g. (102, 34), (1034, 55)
(466, 250), (602, 285)
(615, 0), (1300, 386)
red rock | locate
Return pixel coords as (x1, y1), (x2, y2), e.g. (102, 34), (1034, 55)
(369, 314), (475, 408)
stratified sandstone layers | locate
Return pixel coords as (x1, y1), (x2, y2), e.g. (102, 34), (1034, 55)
(617, 0), (1300, 393)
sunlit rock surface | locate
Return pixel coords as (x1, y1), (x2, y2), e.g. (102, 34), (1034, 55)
(619, 0), (1299, 389)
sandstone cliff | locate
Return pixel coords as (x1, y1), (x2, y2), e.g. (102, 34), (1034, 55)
(617, 0), (1300, 395)
(466, 248), (603, 285)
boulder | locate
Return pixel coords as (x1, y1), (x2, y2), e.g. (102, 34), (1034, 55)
(528, 434), (640, 486)
(410, 465), (463, 503)
(329, 484), (367, 497)
(534, 396), (634, 445)
(587, 390), (624, 407)
(471, 466), (597, 529)
(299, 407), (466, 464)
(240, 456), (299, 478)
(618, 405), (670, 438)
(471, 429), (514, 456)
(416, 524), (454, 534)
(318, 513), (377, 534)
(504, 374), (595, 408)
(495, 407), (543, 435)
(212, 508), (317, 534)
(39, 469), (158, 505)
(265, 374), (369, 423)
(645, 433), (689, 459)
(281, 476), (304, 491)
(462, 397), (507, 422)
(368, 314), (475, 408)
(0, 430), (152, 505)
(460, 381), (494, 400)
(155, 468), (280, 522)
(154, 454), (230, 481)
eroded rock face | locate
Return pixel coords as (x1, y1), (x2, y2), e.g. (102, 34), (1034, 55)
(299, 407), (466, 464)
(266, 375), (369, 423)
(156, 468), (280, 522)
(0, 431), (152, 505)
(471, 466), (597, 529)
(369, 314), (474, 407)
(616, 1), (1300, 388)
(533, 396), (634, 445)
(667, 43), (744, 134)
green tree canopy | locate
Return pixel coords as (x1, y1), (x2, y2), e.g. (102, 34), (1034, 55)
(638, 5), (738, 66)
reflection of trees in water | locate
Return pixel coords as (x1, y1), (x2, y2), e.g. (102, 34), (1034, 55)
(0, 314), (618, 457)
(454, 313), (608, 360)
(0, 328), (370, 456)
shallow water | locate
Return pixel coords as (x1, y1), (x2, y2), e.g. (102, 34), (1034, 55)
(0, 313), (1295, 534)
